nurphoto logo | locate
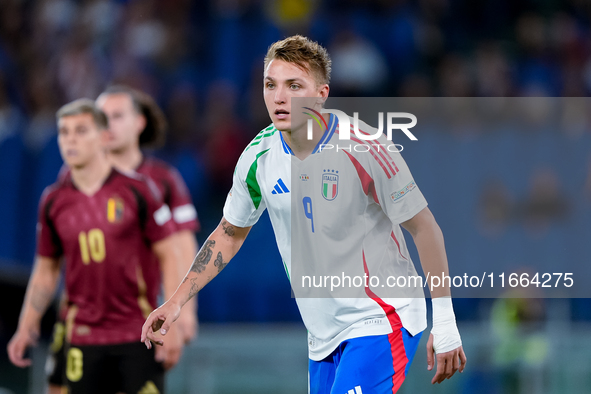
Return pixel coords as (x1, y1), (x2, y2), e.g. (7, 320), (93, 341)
(303, 107), (417, 153)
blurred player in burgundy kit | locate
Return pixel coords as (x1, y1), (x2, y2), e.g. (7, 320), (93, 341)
(96, 85), (200, 344)
(7, 99), (181, 394)
(46, 86), (201, 393)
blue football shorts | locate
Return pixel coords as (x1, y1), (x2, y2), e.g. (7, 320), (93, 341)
(308, 328), (422, 394)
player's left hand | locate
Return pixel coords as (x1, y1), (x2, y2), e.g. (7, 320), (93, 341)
(427, 333), (467, 384)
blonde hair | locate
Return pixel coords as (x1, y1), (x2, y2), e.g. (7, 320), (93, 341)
(56, 98), (108, 129)
(264, 35), (331, 85)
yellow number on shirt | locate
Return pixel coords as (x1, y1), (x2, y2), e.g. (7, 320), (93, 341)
(66, 347), (83, 382)
(138, 381), (160, 394)
(78, 229), (106, 264)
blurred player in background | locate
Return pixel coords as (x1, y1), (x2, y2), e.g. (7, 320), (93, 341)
(45, 86), (201, 393)
(7, 99), (183, 393)
(96, 85), (200, 343)
(141, 35), (466, 393)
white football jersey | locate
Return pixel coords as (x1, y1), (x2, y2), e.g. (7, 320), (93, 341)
(224, 114), (428, 360)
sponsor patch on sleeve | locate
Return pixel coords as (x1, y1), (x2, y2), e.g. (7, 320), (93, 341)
(154, 204), (172, 225)
(173, 204), (197, 224)
(390, 180), (416, 201)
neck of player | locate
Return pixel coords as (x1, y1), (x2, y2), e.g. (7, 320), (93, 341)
(108, 144), (143, 174)
(71, 154), (112, 196)
(282, 114), (329, 160)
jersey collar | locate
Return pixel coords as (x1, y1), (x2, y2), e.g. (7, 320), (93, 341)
(279, 129), (294, 155)
(279, 113), (337, 156)
(67, 168), (117, 195)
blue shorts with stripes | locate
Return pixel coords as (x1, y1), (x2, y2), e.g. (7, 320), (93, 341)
(309, 328), (422, 394)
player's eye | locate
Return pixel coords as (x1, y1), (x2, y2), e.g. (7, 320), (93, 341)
(266, 82), (275, 89)
(290, 84), (300, 90)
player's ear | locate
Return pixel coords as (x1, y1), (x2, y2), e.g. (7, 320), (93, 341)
(135, 114), (147, 137)
(316, 84), (329, 106)
(99, 126), (110, 146)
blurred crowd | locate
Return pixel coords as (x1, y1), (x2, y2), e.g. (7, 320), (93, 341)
(1, 4), (591, 393)
(0, 0), (590, 260)
(1, 0), (591, 152)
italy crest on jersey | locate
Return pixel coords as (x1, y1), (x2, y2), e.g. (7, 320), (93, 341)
(321, 170), (339, 201)
(107, 197), (124, 223)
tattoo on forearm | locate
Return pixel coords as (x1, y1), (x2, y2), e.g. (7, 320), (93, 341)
(29, 287), (52, 314)
(213, 251), (227, 272)
(190, 240), (215, 273)
(188, 278), (200, 299)
(222, 220), (236, 237)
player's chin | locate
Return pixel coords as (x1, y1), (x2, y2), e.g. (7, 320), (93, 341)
(105, 140), (125, 151)
(63, 158), (83, 168)
(273, 120), (292, 132)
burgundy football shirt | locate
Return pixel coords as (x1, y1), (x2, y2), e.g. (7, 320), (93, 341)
(136, 157), (200, 233)
(37, 169), (175, 345)
(58, 156), (200, 233)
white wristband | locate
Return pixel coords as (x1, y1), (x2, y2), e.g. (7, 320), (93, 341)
(431, 296), (462, 354)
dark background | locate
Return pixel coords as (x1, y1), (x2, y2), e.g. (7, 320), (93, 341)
(1, 0), (590, 392)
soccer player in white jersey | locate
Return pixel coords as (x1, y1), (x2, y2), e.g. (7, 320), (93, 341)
(141, 35), (467, 393)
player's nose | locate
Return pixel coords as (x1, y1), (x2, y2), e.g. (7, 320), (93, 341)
(274, 86), (287, 104)
(62, 131), (76, 144)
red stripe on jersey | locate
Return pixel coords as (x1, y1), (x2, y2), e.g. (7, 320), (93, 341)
(362, 250), (408, 392)
(388, 329), (410, 392)
(351, 126), (399, 175)
(350, 136), (393, 179)
(391, 231), (409, 261)
(343, 151), (379, 205)
(362, 251), (402, 329)
(336, 128), (392, 179)
(352, 126), (399, 167)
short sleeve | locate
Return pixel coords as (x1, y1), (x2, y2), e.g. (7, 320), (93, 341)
(36, 189), (63, 258)
(139, 179), (177, 244)
(223, 157), (267, 228)
(163, 167), (200, 232)
(369, 140), (428, 224)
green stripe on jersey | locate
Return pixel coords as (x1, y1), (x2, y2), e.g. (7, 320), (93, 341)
(246, 148), (270, 209)
(283, 260), (291, 283)
(245, 127), (276, 152)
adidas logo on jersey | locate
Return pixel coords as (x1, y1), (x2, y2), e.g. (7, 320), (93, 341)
(347, 386), (363, 394)
(271, 178), (290, 194)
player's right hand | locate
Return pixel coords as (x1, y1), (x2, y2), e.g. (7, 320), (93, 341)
(177, 310), (198, 344)
(141, 301), (181, 349)
(154, 324), (183, 370)
(7, 328), (39, 368)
